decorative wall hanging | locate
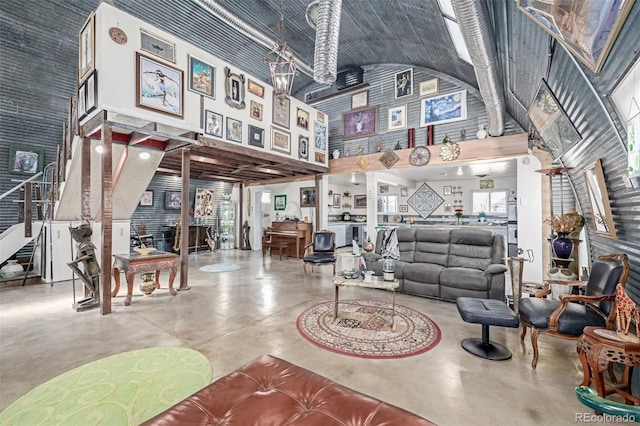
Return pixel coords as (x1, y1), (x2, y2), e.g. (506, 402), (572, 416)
(583, 159), (617, 239)
(333, 193), (341, 209)
(399, 205), (409, 213)
(420, 90), (467, 127)
(296, 107), (309, 130)
(136, 53), (183, 117)
(140, 29), (175, 63)
(379, 150), (399, 169)
(395, 68), (413, 98)
(343, 106), (378, 140)
(300, 187), (316, 207)
(271, 127), (291, 154)
(315, 151), (326, 163)
(224, 67), (246, 109)
(108, 27), (127, 45)
(272, 95), (290, 128)
(354, 194), (367, 208)
(351, 90), (369, 109)
(298, 135), (309, 160)
(517, 0), (635, 73)
(357, 156), (369, 170)
(317, 111), (326, 123)
(85, 71), (97, 115)
(443, 185), (452, 196)
(379, 185), (389, 194)
(139, 190), (153, 206)
(250, 100), (263, 121)
(401, 188), (408, 197)
(164, 191), (181, 209)
(247, 79), (265, 97)
(204, 110), (223, 138)
(419, 78), (439, 97)
(528, 79), (581, 160)
(407, 183), (444, 219)
(78, 12), (95, 83)
(409, 146), (431, 166)
(388, 104), (407, 131)
(480, 179), (494, 189)
(188, 56), (215, 99)
(274, 194), (287, 211)
(248, 125), (264, 148)
(226, 117), (242, 143)
(315, 121), (327, 150)
(8, 145), (44, 176)
(439, 137), (460, 161)
(194, 188), (215, 218)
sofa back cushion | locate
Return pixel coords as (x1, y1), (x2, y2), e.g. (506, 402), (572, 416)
(448, 229), (500, 271)
(414, 229), (451, 266)
(375, 228), (416, 262)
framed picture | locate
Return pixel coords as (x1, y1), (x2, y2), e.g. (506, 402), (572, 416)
(354, 194), (367, 209)
(204, 110), (223, 138)
(274, 194), (287, 210)
(480, 179), (494, 189)
(248, 125), (264, 148)
(140, 29), (175, 63)
(224, 66), (246, 109)
(226, 117), (242, 143)
(528, 79), (581, 159)
(194, 187), (215, 218)
(247, 79), (265, 98)
(85, 71), (97, 115)
(401, 188), (408, 197)
(395, 68), (413, 98)
(444, 203), (452, 212)
(314, 151), (326, 163)
(296, 107), (309, 130)
(165, 191), (181, 209)
(343, 106), (378, 140)
(271, 127), (291, 154)
(140, 190), (153, 206)
(399, 205), (409, 213)
(379, 150), (400, 169)
(272, 95), (290, 128)
(419, 78), (439, 97)
(78, 12), (95, 83)
(379, 185), (389, 194)
(136, 52), (183, 117)
(8, 145), (44, 175)
(517, 0), (635, 73)
(351, 90), (368, 109)
(420, 90), (467, 127)
(298, 134), (309, 160)
(77, 84), (86, 120)
(317, 111), (325, 123)
(188, 55), (215, 99)
(315, 121), (327, 150)
(443, 185), (452, 196)
(300, 187), (316, 208)
(333, 193), (341, 209)
(388, 104), (407, 131)
(250, 100), (263, 121)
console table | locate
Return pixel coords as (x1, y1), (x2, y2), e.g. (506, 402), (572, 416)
(112, 252), (178, 306)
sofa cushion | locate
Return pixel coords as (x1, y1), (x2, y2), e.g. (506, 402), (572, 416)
(413, 229), (450, 266)
(404, 263), (445, 285)
(440, 267), (490, 291)
(396, 228), (417, 263)
(448, 229), (496, 271)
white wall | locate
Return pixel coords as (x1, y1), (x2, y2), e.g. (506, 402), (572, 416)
(517, 155), (544, 283)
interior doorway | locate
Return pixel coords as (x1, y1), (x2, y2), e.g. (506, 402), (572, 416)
(252, 190), (271, 251)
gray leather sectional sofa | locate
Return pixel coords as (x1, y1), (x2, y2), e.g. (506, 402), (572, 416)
(363, 228), (507, 302)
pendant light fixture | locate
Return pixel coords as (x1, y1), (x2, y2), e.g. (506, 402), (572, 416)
(264, 1), (298, 100)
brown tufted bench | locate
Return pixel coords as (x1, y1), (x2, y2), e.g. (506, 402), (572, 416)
(142, 354), (434, 425)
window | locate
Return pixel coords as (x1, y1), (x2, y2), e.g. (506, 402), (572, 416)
(471, 190), (507, 214)
(377, 195), (398, 213)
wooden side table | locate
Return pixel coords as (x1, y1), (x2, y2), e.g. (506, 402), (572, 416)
(577, 326), (640, 405)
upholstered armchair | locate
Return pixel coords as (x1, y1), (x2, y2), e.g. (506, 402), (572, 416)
(519, 254), (630, 368)
(302, 230), (337, 275)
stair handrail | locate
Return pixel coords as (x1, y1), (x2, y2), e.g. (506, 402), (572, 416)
(0, 172), (43, 201)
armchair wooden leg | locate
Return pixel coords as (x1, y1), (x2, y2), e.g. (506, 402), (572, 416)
(332, 263), (335, 275)
(520, 323), (527, 341)
(531, 328), (540, 369)
(303, 263), (307, 274)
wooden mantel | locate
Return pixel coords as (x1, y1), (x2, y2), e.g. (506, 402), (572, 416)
(328, 134), (528, 175)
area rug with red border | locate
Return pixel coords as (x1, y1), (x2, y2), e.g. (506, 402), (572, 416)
(296, 299), (441, 359)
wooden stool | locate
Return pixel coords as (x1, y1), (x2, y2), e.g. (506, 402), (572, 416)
(577, 326), (640, 405)
(267, 241), (290, 260)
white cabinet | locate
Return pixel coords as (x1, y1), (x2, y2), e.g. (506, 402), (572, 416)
(328, 225), (347, 247)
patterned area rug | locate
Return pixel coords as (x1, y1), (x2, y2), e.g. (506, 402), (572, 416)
(296, 300), (441, 359)
(199, 263), (241, 273)
(0, 347), (213, 425)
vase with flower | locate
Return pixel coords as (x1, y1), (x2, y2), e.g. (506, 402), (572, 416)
(544, 214), (581, 259)
(454, 208), (464, 225)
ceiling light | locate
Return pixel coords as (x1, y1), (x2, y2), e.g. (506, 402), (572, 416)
(456, 166), (463, 175)
(95, 145), (104, 154)
(138, 151), (151, 160)
(264, 12), (298, 100)
(350, 173), (357, 183)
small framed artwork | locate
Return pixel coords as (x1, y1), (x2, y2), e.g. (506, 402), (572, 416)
(188, 55), (215, 99)
(444, 203), (452, 212)
(136, 52), (183, 117)
(388, 104), (407, 131)
(274, 194), (287, 210)
(315, 121), (327, 150)
(194, 187), (215, 218)
(78, 12), (95, 83)
(333, 193), (341, 209)
(298, 135), (309, 160)
(140, 29), (175, 63)
(401, 188), (408, 197)
(420, 90), (467, 127)
(77, 84), (86, 120)
(226, 117), (242, 143)
(250, 100), (263, 121)
(379, 185), (389, 194)
(354, 194), (367, 209)
(224, 66), (246, 109)
(296, 107), (309, 130)
(351, 90), (368, 109)
(419, 78), (439, 97)
(343, 106), (378, 140)
(300, 187), (316, 208)
(204, 110), (223, 138)
(165, 191), (181, 209)
(395, 68), (413, 98)
(271, 127), (291, 154)
(272, 95), (290, 128)
(247, 79), (265, 98)
(443, 185), (452, 196)
(85, 71), (98, 115)
(8, 145), (44, 175)
(379, 150), (400, 169)
(480, 179), (494, 189)
(140, 190), (153, 206)
(399, 205), (409, 213)
(314, 151), (326, 163)
(248, 125), (264, 148)
(317, 111), (325, 123)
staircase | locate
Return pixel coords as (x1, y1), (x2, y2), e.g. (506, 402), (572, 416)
(0, 222), (43, 265)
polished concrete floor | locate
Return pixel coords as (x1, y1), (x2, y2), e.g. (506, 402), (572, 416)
(1, 249), (591, 425)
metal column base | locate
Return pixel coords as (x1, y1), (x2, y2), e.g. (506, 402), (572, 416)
(461, 324), (512, 361)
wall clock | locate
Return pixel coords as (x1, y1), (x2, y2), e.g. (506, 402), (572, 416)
(409, 146), (431, 166)
(108, 27), (127, 45)
(440, 141), (460, 161)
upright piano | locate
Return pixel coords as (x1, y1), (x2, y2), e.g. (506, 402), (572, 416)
(264, 221), (312, 259)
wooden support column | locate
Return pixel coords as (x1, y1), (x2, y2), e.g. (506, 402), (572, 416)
(314, 175), (321, 231)
(100, 112), (113, 315)
(81, 137), (91, 220)
(23, 182), (32, 237)
(238, 183), (244, 247)
(179, 148), (191, 291)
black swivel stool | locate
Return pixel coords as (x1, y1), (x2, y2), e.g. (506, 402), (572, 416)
(456, 297), (519, 361)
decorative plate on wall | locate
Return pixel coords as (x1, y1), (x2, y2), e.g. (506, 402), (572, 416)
(409, 146), (431, 166)
(108, 27), (127, 45)
(379, 150), (399, 169)
(407, 183), (444, 219)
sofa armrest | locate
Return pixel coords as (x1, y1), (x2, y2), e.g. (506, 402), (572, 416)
(485, 264), (507, 275)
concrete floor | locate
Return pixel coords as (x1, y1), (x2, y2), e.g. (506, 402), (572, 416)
(1, 249), (590, 425)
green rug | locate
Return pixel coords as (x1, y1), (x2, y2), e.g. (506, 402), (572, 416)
(0, 347), (213, 426)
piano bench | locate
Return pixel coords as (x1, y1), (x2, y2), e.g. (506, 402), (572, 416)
(265, 241), (290, 260)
